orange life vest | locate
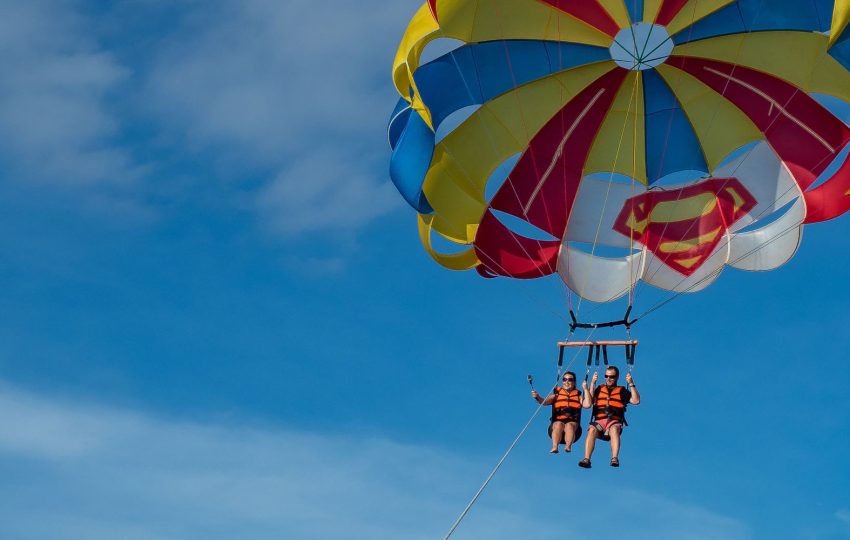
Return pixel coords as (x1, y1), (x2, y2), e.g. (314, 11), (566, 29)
(550, 387), (582, 423)
(592, 385), (628, 422)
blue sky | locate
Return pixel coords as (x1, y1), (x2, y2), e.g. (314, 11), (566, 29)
(1, 1), (850, 538)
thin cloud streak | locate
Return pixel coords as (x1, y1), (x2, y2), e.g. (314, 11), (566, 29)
(146, 0), (412, 236)
(256, 148), (399, 236)
(0, 382), (749, 540)
(837, 509), (850, 534)
(0, 0), (140, 188)
(0, 0), (411, 236)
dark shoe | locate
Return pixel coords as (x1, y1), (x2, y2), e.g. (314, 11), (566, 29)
(578, 458), (591, 469)
(610, 457), (619, 467)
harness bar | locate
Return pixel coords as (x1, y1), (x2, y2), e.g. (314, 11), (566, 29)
(557, 340), (639, 347)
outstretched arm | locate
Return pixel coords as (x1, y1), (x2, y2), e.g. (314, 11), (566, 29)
(531, 390), (555, 406)
(626, 373), (640, 405)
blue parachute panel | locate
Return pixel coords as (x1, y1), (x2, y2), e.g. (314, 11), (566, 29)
(643, 70), (708, 182)
(389, 107), (434, 213)
(672, 0), (833, 44)
(413, 40), (609, 129)
(627, 0), (644, 23)
(831, 28), (850, 71)
(388, 97), (411, 149)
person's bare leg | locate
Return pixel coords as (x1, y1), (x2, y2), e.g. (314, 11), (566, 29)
(550, 421), (564, 452)
(584, 426), (597, 460)
(564, 422), (577, 452)
(609, 425), (621, 463)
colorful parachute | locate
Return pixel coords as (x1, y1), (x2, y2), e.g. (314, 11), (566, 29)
(388, 0), (850, 302)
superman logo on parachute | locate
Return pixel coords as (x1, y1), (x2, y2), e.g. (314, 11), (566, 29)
(612, 179), (757, 276)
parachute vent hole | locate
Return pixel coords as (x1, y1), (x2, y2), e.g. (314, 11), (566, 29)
(567, 242), (639, 258)
(435, 104), (482, 144)
(419, 37), (466, 65)
(735, 199), (796, 233)
(806, 141), (850, 191)
(584, 171), (639, 185)
(490, 210), (559, 242)
(428, 228), (480, 256)
(647, 169), (712, 187)
(484, 153), (521, 203)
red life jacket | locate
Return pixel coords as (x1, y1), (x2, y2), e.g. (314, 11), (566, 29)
(550, 387), (582, 423)
(592, 385), (628, 423)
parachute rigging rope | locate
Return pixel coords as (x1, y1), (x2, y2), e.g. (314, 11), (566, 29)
(442, 400), (545, 540)
(632, 0), (770, 299)
(555, 11), (579, 318)
(442, 329), (593, 540)
(494, 1), (644, 326)
(433, 29), (570, 322)
(573, 70), (641, 318)
(632, 3), (839, 322)
(632, 210), (818, 321)
(632, 0), (723, 296)
(633, 102), (842, 321)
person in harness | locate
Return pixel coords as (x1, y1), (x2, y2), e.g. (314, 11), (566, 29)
(578, 366), (640, 468)
(531, 371), (583, 453)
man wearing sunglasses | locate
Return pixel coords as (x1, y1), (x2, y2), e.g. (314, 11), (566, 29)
(578, 366), (640, 468)
(531, 371), (583, 453)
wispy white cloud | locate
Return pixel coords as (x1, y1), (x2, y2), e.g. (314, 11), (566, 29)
(145, 0), (411, 236)
(837, 509), (850, 534)
(0, 0), (410, 236)
(256, 148), (398, 236)
(0, 382), (749, 540)
(0, 0), (140, 188)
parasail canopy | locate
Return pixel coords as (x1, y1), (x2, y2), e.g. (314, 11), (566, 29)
(388, 0), (850, 303)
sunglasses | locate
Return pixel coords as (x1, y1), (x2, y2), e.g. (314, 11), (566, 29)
(562, 377), (575, 382)
(604, 375), (617, 379)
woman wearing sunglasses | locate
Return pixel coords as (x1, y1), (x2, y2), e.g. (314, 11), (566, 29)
(531, 372), (583, 453)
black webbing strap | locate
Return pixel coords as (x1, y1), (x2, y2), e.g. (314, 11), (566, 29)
(569, 306), (636, 332)
(625, 343), (637, 366)
(558, 345), (565, 368)
(602, 345), (609, 366)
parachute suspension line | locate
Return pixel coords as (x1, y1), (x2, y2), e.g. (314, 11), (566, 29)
(442, 400), (545, 540)
(559, 69), (644, 328)
(630, 0), (720, 300)
(430, 20), (569, 322)
(555, 11), (577, 319)
(632, 213), (814, 321)
(633, 0), (771, 298)
(473, 249), (570, 322)
(493, 1), (561, 239)
(627, 61), (640, 309)
(447, 1), (573, 312)
(634, 0), (836, 317)
(443, 330), (592, 540)
(573, 70), (641, 318)
(485, 1), (606, 321)
(422, 193), (569, 321)
(636, 119), (850, 317)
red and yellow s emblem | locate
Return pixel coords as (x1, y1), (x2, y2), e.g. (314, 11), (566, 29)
(612, 178), (757, 275)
